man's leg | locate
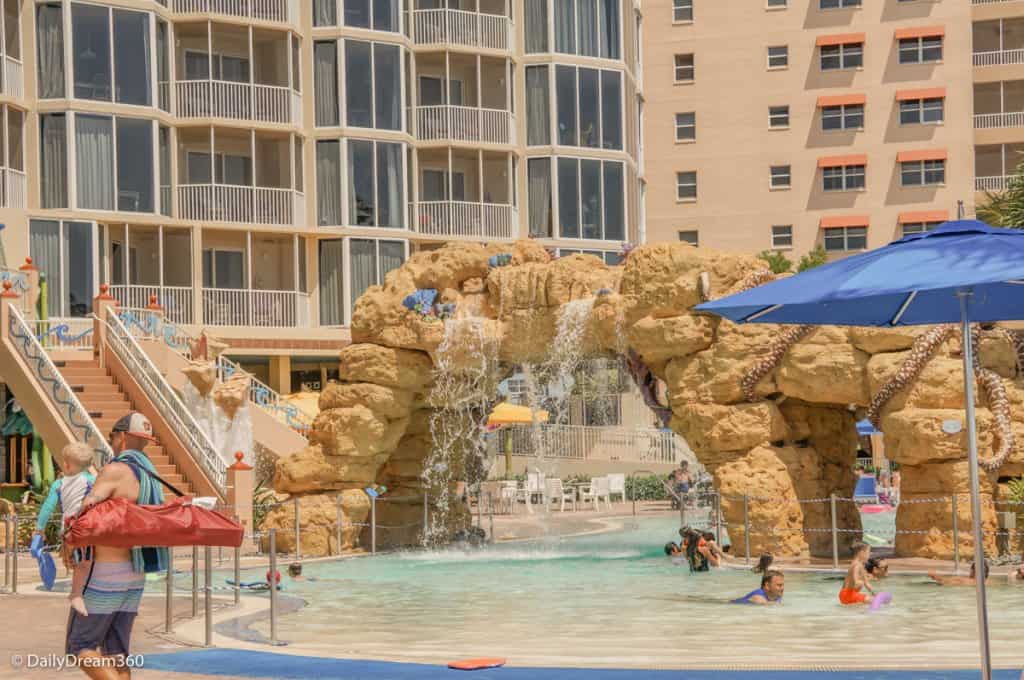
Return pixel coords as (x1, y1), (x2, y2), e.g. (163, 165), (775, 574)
(76, 650), (121, 680)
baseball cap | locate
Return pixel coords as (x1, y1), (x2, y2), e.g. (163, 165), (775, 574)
(111, 412), (157, 441)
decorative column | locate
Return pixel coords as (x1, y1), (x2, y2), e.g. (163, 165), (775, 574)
(18, 257), (39, 320)
(92, 284), (119, 364)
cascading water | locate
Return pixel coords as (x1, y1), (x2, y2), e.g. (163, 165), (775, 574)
(424, 314), (500, 545)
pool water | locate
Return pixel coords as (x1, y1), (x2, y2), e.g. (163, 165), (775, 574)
(244, 517), (1024, 669)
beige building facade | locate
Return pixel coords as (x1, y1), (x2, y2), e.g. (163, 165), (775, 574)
(0, 0), (644, 393)
(642, 0), (980, 259)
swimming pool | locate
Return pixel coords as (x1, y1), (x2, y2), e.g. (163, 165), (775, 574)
(240, 517), (1024, 670)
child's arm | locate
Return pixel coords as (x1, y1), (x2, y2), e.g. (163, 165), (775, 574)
(34, 479), (62, 533)
(857, 564), (876, 593)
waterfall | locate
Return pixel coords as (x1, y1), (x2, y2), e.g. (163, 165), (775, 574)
(424, 315), (500, 544)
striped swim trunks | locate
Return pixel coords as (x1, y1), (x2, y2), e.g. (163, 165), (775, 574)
(66, 561), (146, 657)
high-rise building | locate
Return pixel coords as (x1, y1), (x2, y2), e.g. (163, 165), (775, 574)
(642, 0), (980, 259)
(0, 0), (644, 390)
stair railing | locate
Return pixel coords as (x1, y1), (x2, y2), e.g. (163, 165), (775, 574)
(99, 308), (227, 495)
(6, 303), (113, 465)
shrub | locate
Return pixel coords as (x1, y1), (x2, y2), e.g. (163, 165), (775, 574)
(797, 245), (828, 272)
(625, 474), (670, 501)
(758, 250), (792, 274)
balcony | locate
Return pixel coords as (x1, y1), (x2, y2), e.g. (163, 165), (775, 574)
(169, 0), (296, 25)
(974, 49), (1024, 66)
(1, 168), (25, 209)
(109, 285), (194, 325)
(175, 80), (299, 125)
(2, 56), (22, 99)
(178, 185), (304, 226)
(976, 175), (1014, 191)
(415, 106), (514, 144)
(415, 201), (516, 240)
(975, 111), (1024, 128)
(411, 9), (511, 51)
(202, 288), (310, 327)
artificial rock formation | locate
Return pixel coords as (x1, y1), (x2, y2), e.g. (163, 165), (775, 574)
(266, 240), (1022, 559)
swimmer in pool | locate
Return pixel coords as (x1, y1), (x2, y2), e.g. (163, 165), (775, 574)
(865, 557), (889, 581)
(702, 532), (727, 564)
(752, 552), (774, 574)
(838, 541), (875, 605)
(1008, 564), (1024, 585)
(664, 542), (682, 557)
(733, 569), (785, 605)
(929, 560), (989, 586)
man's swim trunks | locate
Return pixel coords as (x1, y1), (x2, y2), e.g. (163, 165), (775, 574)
(66, 561), (145, 656)
(838, 587), (868, 605)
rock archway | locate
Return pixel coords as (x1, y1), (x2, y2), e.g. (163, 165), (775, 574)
(263, 241), (1024, 559)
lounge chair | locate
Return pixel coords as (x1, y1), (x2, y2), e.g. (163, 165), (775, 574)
(581, 476), (610, 511)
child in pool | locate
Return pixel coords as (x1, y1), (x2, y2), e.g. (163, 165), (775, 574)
(839, 541), (875, 605)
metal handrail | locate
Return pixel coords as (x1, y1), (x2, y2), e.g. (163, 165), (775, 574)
(215, 355), (313, 433)
(6, 304), (113, 465)
(100, 308), (227, 494)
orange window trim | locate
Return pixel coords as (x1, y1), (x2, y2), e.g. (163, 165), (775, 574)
(894, 25), (945, 41)
(817, 94), (866, 107)
(818, 154), (868, 168)
(816, 32), (866, 47)
(820, 216), (870, 229)
(898, 210), (949, 224)
(896, 149), (947, 163)
(895, 87), (946, 101)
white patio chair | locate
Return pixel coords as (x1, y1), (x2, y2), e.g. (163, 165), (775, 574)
(500, 482), (518, 514)
(607, 473), (626, 504)
(580, 476), (606, 511)
(527, 471), (546, 506)
(545, 478), (576, 512)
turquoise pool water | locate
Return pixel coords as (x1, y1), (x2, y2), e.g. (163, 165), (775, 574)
(243, 517), (1024, 669)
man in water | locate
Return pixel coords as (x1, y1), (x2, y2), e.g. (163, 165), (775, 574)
(1008, 564), (1024, 585)
(839, 541), (875, 605)
(71, 412), (165, 679)
(929, 560), (989, 586)
(734, 570), (785, 605)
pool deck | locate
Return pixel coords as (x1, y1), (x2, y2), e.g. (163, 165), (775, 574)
(3, 505), (1021, 679)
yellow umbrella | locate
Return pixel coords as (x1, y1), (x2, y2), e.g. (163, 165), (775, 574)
(486, 402), (549, 477)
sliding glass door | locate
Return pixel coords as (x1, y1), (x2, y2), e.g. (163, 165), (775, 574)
(29, 220), (97, 318)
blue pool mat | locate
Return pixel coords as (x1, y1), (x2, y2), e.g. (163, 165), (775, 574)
(142, 650), (1022, 680)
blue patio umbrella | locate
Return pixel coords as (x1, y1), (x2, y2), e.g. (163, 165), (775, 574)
(696, 219), (1024, 680)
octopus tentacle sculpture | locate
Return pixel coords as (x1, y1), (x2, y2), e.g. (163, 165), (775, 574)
(740, 324), (814, 402)
(865, 325), (957, 428)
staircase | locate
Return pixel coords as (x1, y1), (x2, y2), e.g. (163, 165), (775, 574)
(57, 358), (194, 495)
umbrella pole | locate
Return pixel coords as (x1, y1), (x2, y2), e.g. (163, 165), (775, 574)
(958, 292), (992, 680)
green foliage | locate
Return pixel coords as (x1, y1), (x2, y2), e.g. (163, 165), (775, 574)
(797, 246), (828, 272)
(252, 479), (277, 531)
(625, 474), (670, 501)
(757, 250), (792, 274)
(977, 161), (1024, 229)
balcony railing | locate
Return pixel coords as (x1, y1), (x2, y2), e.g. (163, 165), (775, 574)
(973, 0), (1024, 4)
(178, 184), (300, 225)
(3, 57), (22, 99)
(976, 175), (1014, 192)
(488, 424), (683, 465)
(108, 285), (195, 325)
(3, 169), (25, 209)
(175, 80), (296, 125)
(411, 9), (510, 51)
(974, 49), (1024, 67)
(975, 111), (1024, 129)
(415, 105), (513, 144)
(170, 0), (292, 24)
(202, 287), (311, 327)
(416, 201), (516, 240)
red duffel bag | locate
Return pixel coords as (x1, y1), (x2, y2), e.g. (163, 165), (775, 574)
(65, 496), (244, 549)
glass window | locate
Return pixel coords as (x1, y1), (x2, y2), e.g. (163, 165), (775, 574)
(7, 108), (22, 171)
(158, 125), (170, 217)
(768, 45), (788, 68)
(600, 70), (622, 150)
(899, 36), (943, 64)
(580, 159), (602, 239)
(373, 43), (401, 130)
(771, 225), (793, 249)
(554, 0), (575, 54)
(318, 239), (345, 325)
(678, 230), (698, 245)
(603, 161), (624, 240)
(579, 69), (600, 147)
(316, 140), (342, 226)
(525, 0), (549, 53)
(372, 0), (398, 31)
(526, 66), (550, 146)
(36, 3), (65, 99)
(4, 0), (19, 60)
(767, 0), (787, 6)
(673, 0), (692, 22)
(770, 165), (791, 189)
(823, 164), (865, 191)
(556, 66), (577, 146)
(345, 0), (370, 28)
(555, 0), (618, 57)
(30, 220), (95, 317)
(348, 139), (374, 225)
(769, 105), (789, 128)
(824, 226), (867, 252)
(314, 0), (337, 26)
(901, 221), (940, 236)
(116, 118), (153, 212)
(820, 42), (862, 70)
(349, 238), (405, 314)
(345, 41), (372, 127)
(822, 104), (863, 130)
(900, 159), (945, 186)
(72, 3), (111, 101)
(156, 20), (169, 111)
(75, 114), (114, 210)
(558, 158), (579, 238)
(346, 139), (404, 227)
(40, 114), (67, 208)
(528, 158), (552, 237)
(900, 97), (944, 124)
(675, 112), (695, 141)
(820, 0), (860, 7)
(113, 9), (151, 106)
(314, 41), (340, 127)
(674, 54), (694, 81)
(676, 170), (696, 200)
